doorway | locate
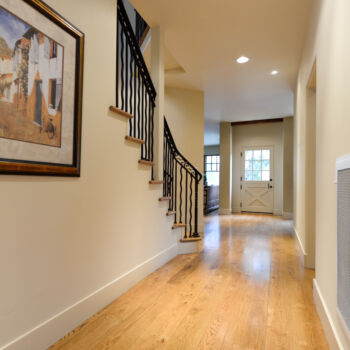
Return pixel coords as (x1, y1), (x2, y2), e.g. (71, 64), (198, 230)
(35, 80), (43, 125)
(241, 146), (274, 213)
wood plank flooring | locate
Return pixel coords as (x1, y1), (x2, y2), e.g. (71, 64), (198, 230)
(50, 214), (329, 350)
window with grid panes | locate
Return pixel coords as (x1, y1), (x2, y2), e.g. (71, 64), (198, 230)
(205, 155), (220, 186)
(244, 149), (270, 181)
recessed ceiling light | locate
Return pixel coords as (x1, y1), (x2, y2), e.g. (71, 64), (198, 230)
(236, 56), (250, 64)
(270, 70), (279, 75)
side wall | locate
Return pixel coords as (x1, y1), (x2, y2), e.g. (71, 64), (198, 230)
(231, 122), (284, 215)
(164, 87), (204, 232)
(219, 122), (232, 215)
(283, 117), (294, 219)
(0, 1), (201, 349)
(295, 0), (350, 348)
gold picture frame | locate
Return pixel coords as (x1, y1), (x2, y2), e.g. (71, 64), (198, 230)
(0, 0), (84, 176)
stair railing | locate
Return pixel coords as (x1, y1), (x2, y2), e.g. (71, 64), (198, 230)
(117, 0), (156, 170)
(164, 118), (203, 238)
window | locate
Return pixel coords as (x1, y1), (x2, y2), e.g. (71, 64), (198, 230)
(244, 149), (270, 181)
(50, 41), (57, 59)
(205, 155), (220, 186)
(49, 79), (57, 109)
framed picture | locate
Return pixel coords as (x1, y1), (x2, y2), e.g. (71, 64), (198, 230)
(0, 0), (84, 176)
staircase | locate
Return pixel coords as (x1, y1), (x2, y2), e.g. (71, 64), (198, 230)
(110, 0), (202, 243)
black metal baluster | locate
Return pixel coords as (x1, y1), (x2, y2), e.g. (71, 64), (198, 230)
(168, 147), (171, 209)
(163, 134), (166, 196)
(149, 98), (152, 162)
(193, 174), (199, 236)
(174, 161), (177, 222)
(172, 153), (174, 211)
(141, 83), (145, 158)
(144, 92), (148, 160)
(185, 171), (188, 238)
(189, 175), (193, 237)
(179, 167), (183, 223)
(129, 50), (133, 115)
(137, 71), (141, 139)
(125, 41), (128, 113)
(132, 63), (136, 137)
(116, 20), (119, 108)
(151, 102), (154, 163)
(120, 30), (125, 111)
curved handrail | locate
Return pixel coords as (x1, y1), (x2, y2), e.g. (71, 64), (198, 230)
(118, 0), (156, 102)
(164, 117), (202, 181)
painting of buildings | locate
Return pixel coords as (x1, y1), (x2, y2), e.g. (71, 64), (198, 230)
(0, 7), (63, 147)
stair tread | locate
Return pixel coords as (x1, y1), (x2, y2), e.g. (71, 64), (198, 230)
(109, 106), (133, 119)
(172, 223), (186, 229)
(139, 160), (155, 166)
(125, 136), (145, 144)
(159, 197), (171, 201)
(180, 235), (202, 242)
(149, 180), (164, 185)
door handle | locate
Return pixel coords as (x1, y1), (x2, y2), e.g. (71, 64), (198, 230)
(268, 184), (273, 189)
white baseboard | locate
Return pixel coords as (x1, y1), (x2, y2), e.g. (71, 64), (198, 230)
(219, 208), (232, 215)
(283, 211), (293, 219)
(313, 279), (346, 350)
(273, 209), (282, 216)
(1, 244), (178, 350)
(232, 207), (241, 213)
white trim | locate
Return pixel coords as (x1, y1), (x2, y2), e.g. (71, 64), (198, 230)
(283, 211), (293, 219)
(218, 208), (232, 215)
(335, 154), (350, 182)
(0, 244), (178, 350)
(273, 209), (282, 216)
(313, 279), (346, 350)
(336, 154), (350, 172)
(293, 226), (306, 257)
(232, 207), (241, 213)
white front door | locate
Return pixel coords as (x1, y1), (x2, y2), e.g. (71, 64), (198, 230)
(241, 147), (274, 214)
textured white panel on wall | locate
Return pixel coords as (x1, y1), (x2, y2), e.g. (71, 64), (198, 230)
(337, 168), (350, 335)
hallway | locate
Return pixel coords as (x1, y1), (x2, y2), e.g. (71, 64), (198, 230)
(51, 214), (329, 350)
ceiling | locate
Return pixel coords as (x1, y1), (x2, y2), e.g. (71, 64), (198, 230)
(131, 0), (313, 145)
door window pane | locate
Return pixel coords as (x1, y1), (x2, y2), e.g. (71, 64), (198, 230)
(245, 171), (253, 181)
(262, 160), (270, 170)
(262, 171), (270, 181)
(262, 149), (270, 160)
(253, 160), (262, 170)
(245, 150), (253, 160)
(244, 148), (271, 181)
(253, 150), (262, 160)
(253, 171), (262, 181)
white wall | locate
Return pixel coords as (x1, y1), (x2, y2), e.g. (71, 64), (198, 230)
(231, 122), (283, 214)
(219, 122), (232, 215)
(0, 1), (201, 349)
(283, 117), (294, 218)
(294, 0), (350, 348)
